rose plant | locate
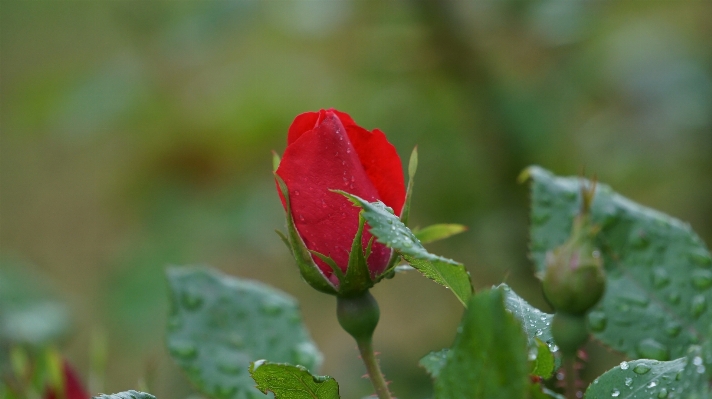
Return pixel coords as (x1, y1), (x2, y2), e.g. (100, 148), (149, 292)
(3, 110), (712, 399)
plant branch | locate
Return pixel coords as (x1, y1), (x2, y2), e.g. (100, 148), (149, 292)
(356, 338), (392, 399)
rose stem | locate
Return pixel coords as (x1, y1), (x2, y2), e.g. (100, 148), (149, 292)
(356, 338), (392, 399)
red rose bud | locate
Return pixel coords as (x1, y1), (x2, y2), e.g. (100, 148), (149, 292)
(541, 182), (606, 316)
(276, 109), (406, 289)
(44, 361), (90, 399)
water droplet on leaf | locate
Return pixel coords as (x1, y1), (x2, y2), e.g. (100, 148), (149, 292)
(636, 339), (670, 361)
(588, 311), (607, 332)
(691, 295), (707, 318)
(691, 269), (712, 290)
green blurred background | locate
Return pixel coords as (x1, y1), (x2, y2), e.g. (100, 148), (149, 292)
(1, 1), (711, 398)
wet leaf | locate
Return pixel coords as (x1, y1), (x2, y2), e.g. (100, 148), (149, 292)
(435, 288), (529, 399)
(525, 166), (712, 360)
(584, 344), (712, 399)
(250, 361), (339, 399)
(339, 192), (473, 306)
(93, 391), (156, 399)
(165, 266), (322, 399)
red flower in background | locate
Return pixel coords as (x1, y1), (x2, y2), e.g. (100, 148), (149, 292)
(44, 361), (89, 399)
(276, 109), (406, 280)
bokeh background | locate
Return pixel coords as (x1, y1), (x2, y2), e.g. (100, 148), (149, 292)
(2, 1), (712, 398)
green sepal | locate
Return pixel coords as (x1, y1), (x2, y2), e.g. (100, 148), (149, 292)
(275, 230), (291, 251)
(339, 214), (375, 297)
(400, 146), (418, 226)
(310, 251), (344, 285)
(250, 361), (340, 399)
(414, 223), (468, 244)
(272, 151), (281, 172)
(275, 174), (337, 295)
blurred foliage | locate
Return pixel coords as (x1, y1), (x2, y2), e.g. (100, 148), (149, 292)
(1, 1), (711, 398)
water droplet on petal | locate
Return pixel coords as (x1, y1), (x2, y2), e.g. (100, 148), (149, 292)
(294, 190), (300, 196)
(299, 214), (305, 221)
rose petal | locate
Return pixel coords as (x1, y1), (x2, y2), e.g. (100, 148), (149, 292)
(277, 112), (391, 276)
(342, 124), (406, 215)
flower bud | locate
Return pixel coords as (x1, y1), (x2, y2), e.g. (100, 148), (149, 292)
(541, 182), (606, 316)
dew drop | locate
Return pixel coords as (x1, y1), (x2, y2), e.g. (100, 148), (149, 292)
(647, 381), (657, 388)
(321, 200), (327, 209)
(652, 268), (671, 289)
(624, 377), (632, 387)
(657, 388), (668, 398)
(261, 300), (283, 316)
(691, 295), (707, 318)
(664, 321), (682, 338)
(691, 269), (712, 290)
(667, 292), (681, 304)
(636, 339), (670, 361)
(588, 311), (607, 332)
(294, 190), (300, 196)
(620, 361), (629, 370)
(611, 389), (620, 397)
(299, 214), (305, 221)
(346, 147), (351, 153)
(169, 341), (198, 360)
(689, 249), (712, 267)
(633, 364), (651, 374)
(181, 292), (204, 311)
(536, 329), (543, 337)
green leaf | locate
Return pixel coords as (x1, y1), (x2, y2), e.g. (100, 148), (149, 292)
(584, 343), (712, 399)
(275, 175), (337, 295)
(93, 391), (156, 399)
(500, 285), (555, 350)
(419, 349), (448, 379)
(414, 224), (468, 245)
(339, 192), (473, 306)
(400, 146), (418, 225)
(435, 288), (529, 399)
(524, 166), (712, 360)
(250, 361), (340, 399)
(272, 151), (281, 172)
(530, 338), (555, 379)
(165, 266), (323, 399)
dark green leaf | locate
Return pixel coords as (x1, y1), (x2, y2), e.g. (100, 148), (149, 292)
(584, 344), (712, 399)
(250, 361), (339, 399)
(530, 338), (555, 379)
(414, 224), (467, 245)
(93, 391), (156, 399)
(419, 349), (448, 379)
(166, 266), (322, 399)
(525, 166), (712, 360)
(529, 383), (565, 399)
(339, 192), (472, 306)
(435, 288), (529, 399)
